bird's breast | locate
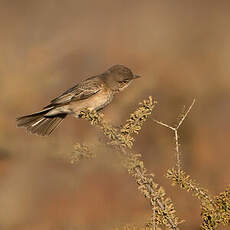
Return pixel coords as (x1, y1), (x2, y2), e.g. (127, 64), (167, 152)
(69, 89), (114, 115)
(88, 89), (114, 110)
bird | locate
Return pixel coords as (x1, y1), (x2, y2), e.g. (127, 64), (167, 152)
(16, 65), (141, 136)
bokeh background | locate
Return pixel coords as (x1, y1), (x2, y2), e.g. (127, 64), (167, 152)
(0, 1), (230, 229)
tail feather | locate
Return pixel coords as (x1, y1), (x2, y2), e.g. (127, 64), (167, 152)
(16, 110), (66, 136)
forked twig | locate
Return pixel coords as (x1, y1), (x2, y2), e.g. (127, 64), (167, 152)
(153, 99), (195, 172)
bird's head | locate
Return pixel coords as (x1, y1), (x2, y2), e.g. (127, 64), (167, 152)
(103, 65), (141, 92)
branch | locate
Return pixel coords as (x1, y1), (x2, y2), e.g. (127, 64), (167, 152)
(81, 97), (181, 230)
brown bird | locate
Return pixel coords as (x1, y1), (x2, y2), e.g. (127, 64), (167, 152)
(16, 65), (141, 136)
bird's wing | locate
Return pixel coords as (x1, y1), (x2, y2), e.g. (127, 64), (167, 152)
(46, 78), (102, 107)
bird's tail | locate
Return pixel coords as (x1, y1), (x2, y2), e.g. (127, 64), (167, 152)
(16, 109), (66, 136)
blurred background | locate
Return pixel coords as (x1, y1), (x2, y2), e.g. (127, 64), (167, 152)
(0, 0), (230, 229)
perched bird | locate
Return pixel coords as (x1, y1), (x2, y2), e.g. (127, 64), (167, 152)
(16, 65), (141, 136)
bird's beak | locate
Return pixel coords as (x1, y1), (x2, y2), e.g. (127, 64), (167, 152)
(133, 75), (141, 79)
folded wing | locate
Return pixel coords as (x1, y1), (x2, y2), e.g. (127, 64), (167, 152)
(45, 78), (102, 108)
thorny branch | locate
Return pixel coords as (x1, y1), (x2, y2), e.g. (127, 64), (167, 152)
(80, 97), (181, 230)
(71, 97), (230, 230)
(119, 146), (178, 230)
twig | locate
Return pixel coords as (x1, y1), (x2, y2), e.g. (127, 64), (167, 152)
(176, 99), (195, 129)
(153, 99), (195, 172)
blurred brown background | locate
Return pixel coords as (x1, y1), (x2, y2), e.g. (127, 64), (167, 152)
(0, 1), (230, 229)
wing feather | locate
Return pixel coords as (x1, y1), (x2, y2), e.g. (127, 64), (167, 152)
(45, 77), (102, 107)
